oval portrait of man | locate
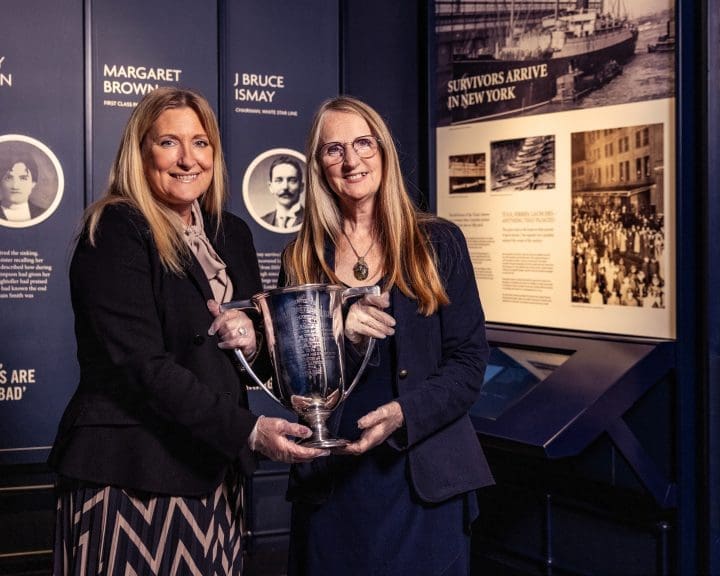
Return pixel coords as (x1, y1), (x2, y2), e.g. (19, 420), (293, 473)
(0, 134), (64, 229)
(243, 148), (306, 234)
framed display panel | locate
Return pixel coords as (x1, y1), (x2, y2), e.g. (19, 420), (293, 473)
(432, 0), (676, 339)
(221, 0), (339, 290)
(88, 0), (219, 201)
(0, 0), (84, 464)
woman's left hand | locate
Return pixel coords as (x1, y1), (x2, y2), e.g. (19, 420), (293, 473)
(207, 299), (258, 360)
(344, 291), (395, 345)
(339, 400), (404, 455)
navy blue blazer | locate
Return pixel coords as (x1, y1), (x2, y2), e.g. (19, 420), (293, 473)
(288, 218), (494, 504)
(49, 203), (264, 496)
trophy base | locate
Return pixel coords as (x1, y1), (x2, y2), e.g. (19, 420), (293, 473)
(300, 408), (349, 450)
(300, 437), (349, 450)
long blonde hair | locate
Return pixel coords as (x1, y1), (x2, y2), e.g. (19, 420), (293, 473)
(82, 87), (227, 274)
(283, 95), (448, 315)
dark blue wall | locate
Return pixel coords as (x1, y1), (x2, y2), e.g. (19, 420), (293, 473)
(341, 0), (429, 208)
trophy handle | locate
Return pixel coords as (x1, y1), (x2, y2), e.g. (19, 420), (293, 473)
(340, 285), (381, 401)
(219, 299), (283, 406)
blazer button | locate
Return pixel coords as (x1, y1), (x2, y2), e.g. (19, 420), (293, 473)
(398, 369), (408, 379)
(192, 334), (205, 346)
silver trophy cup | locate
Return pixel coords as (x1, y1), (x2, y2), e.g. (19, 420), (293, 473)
(223, 283), (380, 449)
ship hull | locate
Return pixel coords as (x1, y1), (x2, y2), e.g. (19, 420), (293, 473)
(448, 27), (638, 123)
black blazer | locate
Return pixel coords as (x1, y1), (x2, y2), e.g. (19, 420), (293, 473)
(288, 218), (494, 504)
(49, 203), (264, 496)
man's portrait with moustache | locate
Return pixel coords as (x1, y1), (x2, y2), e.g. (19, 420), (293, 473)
(260, 155), (305, 230)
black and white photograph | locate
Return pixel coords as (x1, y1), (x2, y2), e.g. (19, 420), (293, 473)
(242, 148), (306, 234)
(0, 135), (64, 228)
(491, 135), (555, 191)
(435, 1), (675, 338)
(449, 152), (486, 193)
(571, 123), (666, 308)
(435, 0), (675, 125)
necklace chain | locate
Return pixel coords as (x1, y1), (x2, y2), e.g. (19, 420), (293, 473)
(342, 229), (374, 281)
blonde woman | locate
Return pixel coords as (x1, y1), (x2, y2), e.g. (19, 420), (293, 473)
(49, 87), (325, 576)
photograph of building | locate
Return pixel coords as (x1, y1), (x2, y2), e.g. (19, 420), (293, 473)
(571, 124), (665, 306)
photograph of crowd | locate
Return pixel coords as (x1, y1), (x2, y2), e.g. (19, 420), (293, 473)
(570, 123), (666, 308)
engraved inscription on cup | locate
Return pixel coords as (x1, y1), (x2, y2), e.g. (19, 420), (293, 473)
(223, 283), (378, 449)
(266, 289), (341, 410)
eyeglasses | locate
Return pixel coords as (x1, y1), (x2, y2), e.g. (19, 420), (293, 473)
(318, 135), (381, 166)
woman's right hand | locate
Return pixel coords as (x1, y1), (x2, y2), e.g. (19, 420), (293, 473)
(206, 299), (258, 361)
(249, 416), (329, 463)
(344, 291), (396, 344)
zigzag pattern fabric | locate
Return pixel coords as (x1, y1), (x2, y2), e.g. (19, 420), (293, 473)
(53, 477), (244, 575)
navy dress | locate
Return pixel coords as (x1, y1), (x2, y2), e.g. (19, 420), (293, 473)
(288, 297), (474, 576)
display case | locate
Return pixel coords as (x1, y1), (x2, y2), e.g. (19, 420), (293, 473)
(472, 326), (677, 507)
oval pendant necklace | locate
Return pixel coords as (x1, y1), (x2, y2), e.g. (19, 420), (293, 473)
(342, 230), (374, 281)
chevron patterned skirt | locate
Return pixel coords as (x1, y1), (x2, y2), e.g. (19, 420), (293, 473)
(53, 474), (245, 576)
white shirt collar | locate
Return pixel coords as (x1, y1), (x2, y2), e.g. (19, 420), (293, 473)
(1, 203), (32, 221)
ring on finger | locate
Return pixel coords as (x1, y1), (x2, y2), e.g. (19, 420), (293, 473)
(237, 326), (248, 336)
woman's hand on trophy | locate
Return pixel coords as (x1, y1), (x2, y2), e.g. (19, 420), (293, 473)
(249, 416), (330, 463)
(339, 401), (404, 456)
(345, 291), (396, 345)
(207, 299), (258, 360)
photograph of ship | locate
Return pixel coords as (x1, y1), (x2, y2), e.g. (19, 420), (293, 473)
(449, 153), (486, 193)
(570, 123), (666, 308)
(435, 0), (675, 125)
(491, 135), (555, 191)
(647, 17), (675, 53)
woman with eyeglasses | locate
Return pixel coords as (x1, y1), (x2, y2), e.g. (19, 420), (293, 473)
(280, 95), (494, 576)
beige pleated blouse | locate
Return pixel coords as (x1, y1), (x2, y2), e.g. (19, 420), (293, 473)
(182, 201), (233, 304)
